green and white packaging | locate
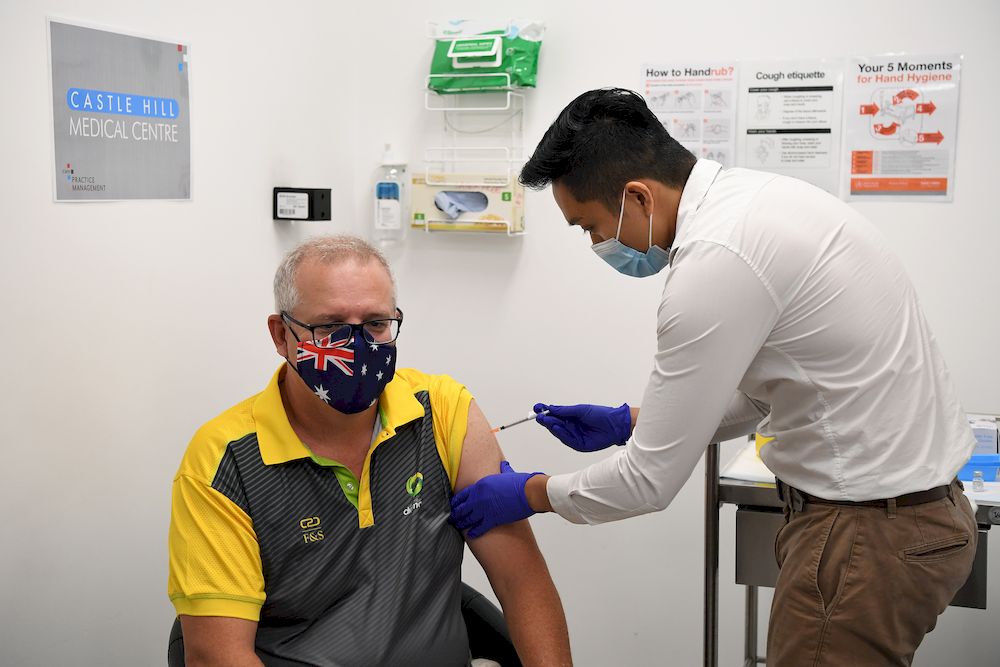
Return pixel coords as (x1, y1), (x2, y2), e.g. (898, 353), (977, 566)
(429, 20), (544, 94)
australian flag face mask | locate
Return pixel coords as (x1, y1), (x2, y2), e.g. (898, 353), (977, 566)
(291, 330), (396, 414)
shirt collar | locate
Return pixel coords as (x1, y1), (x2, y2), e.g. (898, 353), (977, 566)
(375, 372), (426, 442)
(672, 158), (723, 253)
(253, 364), (426, 465)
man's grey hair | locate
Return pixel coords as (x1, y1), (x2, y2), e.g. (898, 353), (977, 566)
(273, 235), (396, 313)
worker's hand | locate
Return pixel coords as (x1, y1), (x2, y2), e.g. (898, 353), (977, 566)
(450, 461), (542, 539)
(533, 402), (632, 452)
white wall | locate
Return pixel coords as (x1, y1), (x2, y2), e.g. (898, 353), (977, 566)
(1, 1), (997, 665)
(0, 1), (358, 664)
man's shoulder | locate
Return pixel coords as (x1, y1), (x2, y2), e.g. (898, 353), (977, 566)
(709, 167), (825, 218)
(176, 391), (263, 483)
(682, 168), (853, 259)
(392, 367), (467, 399)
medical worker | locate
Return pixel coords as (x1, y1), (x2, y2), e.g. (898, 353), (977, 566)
(450, 88), (977, 666)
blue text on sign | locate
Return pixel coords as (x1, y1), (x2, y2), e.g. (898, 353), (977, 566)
(66, 88), (180, 119)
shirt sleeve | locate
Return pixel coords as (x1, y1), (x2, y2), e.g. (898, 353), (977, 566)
(168, 474), (266, 620)
(712, 391), (770, 442)
(546, 242), (780, 524)
(428, 374), (475, 490)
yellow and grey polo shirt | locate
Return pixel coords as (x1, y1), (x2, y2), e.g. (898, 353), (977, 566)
(168, 365), (474, 666)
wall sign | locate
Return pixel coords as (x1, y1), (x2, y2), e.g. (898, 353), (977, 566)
(49, 19), (191, 201)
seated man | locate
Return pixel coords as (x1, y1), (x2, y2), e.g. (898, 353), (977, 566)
(168, 235), (572, 667)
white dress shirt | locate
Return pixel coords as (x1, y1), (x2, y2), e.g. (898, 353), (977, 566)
(547, 159), (975, 524)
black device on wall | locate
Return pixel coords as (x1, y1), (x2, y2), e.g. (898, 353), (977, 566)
(273, 187), (331, 221)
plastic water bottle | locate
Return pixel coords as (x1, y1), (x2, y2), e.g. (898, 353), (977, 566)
(972, 470), (985, 492)
(373, 144), (406, 252)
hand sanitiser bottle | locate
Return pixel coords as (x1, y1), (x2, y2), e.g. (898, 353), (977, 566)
(373, 144), (406, 252)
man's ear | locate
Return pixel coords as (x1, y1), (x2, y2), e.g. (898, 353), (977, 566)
(267, 314), (290, 359)
(627, 181), (655, 217)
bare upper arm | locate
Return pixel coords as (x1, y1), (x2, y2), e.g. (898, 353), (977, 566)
(178, 615), (262, 667)
(454, 400), (505, 493)
(455, 401), (550, 583)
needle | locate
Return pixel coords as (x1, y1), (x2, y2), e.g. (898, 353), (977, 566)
(491, 410), (550, 434)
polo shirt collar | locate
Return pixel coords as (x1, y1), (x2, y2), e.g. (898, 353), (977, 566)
(671, 158), (723, 257)
(376, 373), (426, 441)
(253, 364), (425, 466)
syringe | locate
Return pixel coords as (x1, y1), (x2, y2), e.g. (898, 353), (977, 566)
(491, 409), (550, 434)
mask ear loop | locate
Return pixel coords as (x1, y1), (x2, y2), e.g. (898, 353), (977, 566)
(282, 321), (298, 368)
(615, 187), (627, 241)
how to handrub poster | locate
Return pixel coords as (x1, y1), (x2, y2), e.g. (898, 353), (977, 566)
(642, 63), (738, 167)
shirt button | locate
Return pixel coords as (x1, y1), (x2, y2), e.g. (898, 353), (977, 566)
(346, 483), (355, 491)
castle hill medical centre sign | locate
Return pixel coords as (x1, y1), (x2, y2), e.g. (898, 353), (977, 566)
(49, 20), (190, 201)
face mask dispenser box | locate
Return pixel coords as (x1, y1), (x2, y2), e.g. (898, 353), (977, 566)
(410, 173), (524, 234)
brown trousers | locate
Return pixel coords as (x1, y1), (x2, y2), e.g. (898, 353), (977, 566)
(767, 479), (977, 666)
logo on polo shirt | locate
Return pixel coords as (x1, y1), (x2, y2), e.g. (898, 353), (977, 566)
(405, 472), (424, 496)
(299, 516), (325, 543)
(403, 472), (424, 516)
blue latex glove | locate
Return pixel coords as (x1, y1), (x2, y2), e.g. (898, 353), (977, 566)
(533, 402), (632, 452)
(449, 461), (542, 538)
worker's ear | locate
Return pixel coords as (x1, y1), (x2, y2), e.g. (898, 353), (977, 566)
(625, 181), (655, 217)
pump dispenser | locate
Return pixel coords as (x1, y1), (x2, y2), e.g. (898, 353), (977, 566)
(373, 144), (407, 250)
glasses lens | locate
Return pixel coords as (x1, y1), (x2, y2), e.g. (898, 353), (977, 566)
(312, 324), (353, 347)
(362, 319), (400, 344)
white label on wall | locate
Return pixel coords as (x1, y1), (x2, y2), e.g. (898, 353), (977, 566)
(277, 192), (308, 219)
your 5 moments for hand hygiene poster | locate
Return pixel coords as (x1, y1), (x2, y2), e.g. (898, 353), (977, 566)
(842, 54), (961, 202)
(48, 19), (191, 201)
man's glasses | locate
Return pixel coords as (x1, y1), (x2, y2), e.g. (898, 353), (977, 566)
(281, 309), (403, 348)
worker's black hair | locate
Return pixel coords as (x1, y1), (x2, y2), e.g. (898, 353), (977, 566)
(519, 88), (697, 211)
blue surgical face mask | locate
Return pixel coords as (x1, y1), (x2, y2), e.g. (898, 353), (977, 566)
(591, 187), (670, 277)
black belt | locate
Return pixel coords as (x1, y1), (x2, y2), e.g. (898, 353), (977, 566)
(776, 479), (957, 509)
